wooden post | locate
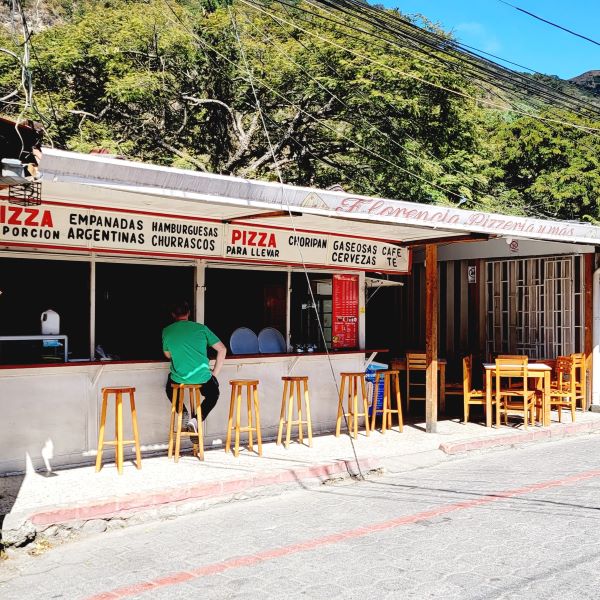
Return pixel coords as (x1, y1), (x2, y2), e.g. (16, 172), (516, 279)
(425, 244), (438, 433)
(584, 253), (594, 410)
(585, 254), (593, 357)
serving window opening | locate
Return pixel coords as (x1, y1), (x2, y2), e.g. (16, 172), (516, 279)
(95, 262), (195, 361)
(0, 257), (90, 364)
(204, 267), (287, 354)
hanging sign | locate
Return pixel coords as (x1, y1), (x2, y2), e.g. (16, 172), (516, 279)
(0, 202), (410, 273)
(332, 274), (359, 349)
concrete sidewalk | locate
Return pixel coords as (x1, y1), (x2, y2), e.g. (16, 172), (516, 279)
(3, 411), (600, 550)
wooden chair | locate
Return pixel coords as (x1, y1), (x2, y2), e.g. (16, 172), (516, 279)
(444, 355), (489, 424)
(570, 353), (587, 411)
(495, 356), (536, 429)
(548, 356), (577, 423)
(406, 353), (427, 412)
(463, 355), (487, 424)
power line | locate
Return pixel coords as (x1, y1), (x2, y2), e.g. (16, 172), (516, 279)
(310, 0), (600, 118)
(241, 0), (600, 133)
(167, 1), (556, 219)
(239, 11), (490, 200)
(498, 0), (600, 47)
(163, 0), (481, 203)
(227, 2), (366, 475)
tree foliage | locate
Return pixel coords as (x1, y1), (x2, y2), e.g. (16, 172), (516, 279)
(0, 0), (599, 221)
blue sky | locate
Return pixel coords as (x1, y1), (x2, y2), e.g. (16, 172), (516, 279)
(381, 1), (600, 79)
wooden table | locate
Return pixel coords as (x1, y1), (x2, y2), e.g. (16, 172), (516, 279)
(390, 357), (447, 411)
(483, 363), (552, 428)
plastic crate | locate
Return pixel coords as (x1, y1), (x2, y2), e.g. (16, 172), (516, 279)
(365, 362), (388, 416)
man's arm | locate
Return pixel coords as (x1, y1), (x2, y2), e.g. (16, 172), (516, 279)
(163, 350), (171, 359)
(211, 341), (227, 377)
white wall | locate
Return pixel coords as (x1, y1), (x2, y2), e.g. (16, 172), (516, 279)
(0, 353), (366, 475)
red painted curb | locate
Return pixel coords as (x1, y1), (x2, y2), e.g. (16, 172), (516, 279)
(28, 457), (378, 528)
(440, 419), (600, 455)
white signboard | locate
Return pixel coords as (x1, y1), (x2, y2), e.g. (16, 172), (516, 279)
(0, 202), (410, 273)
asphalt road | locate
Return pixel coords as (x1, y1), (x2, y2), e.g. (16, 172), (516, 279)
(2, 433), (600, 600)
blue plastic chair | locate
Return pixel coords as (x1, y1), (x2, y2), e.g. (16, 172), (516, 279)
(229, 327), (259, 355)
(258, 327), (287, 354)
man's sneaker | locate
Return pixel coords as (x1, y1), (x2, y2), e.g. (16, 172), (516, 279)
(186, 417), (198, 434)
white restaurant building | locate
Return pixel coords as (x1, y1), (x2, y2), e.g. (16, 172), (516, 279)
(0, 147), (599, 475)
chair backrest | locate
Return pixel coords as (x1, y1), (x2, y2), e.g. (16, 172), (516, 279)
(494, 356), (528, 392)
(463, 355), (473, 391)
(555, 355), (574, 389)
(257, 327), (287, 354)
(229, 327), (259, 355)
(570, 353), (585, 379)
(406, 352), (427, 370)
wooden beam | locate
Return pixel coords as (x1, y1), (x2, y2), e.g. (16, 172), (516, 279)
(403, 233), (490, 247)
(585, 253), (593, 358)
(584, 254), (594, 410)
(425, 244), (439, 433)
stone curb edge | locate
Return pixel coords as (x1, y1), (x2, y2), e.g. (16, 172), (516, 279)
(27, 456), (381, 528)
(439, 419), (600, 455)
(11, 421), (600, 536)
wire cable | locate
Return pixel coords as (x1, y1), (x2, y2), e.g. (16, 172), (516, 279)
(226, 2), (366, 477)
(238, 12), (497, 207)
(498, 0), (600, 47)
(241, 0), (600, 134)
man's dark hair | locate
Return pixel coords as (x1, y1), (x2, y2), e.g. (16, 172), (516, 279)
(170, 300), (190, 317)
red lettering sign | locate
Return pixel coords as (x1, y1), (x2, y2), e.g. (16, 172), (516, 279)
(332, 274), (359, 349)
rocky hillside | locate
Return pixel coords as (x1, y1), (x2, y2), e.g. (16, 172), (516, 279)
(570, 70), (600, 94)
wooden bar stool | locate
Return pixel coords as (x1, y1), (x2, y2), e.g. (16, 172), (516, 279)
(96, 387), (142, 475)
(277, 376), (313, 448)
(168, 383), (204, 463)
(336, 372), (370, 439)
(371, 370), (403, 433)
(226, 380), (262, 457)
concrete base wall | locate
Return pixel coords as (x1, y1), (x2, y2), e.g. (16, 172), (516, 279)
(0, 353), (366, 475)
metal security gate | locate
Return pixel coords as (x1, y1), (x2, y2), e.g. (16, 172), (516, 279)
(486, 256), (584, 359)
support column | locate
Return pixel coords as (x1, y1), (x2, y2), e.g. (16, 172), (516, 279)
(584, 254), (593, 410)
(89, 253), (96, 360)
(358, 271), (366, 350)
(195, 260), (206, 323)
(286, 268), (292, 351)
(425, 244), (439, 433)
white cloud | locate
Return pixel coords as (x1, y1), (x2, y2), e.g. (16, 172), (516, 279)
(455, 22), (502, 54)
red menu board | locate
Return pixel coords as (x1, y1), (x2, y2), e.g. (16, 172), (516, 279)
(332, 274), (359, 349)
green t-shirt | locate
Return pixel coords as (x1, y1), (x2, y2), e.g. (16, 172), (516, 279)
(162, 320), (221, 384)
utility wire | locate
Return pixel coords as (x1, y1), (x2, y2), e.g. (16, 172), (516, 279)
(498, 0), (600, 47)
(164, 0), (476, 203)
(13, 0), (63, 145)
(166, 0), (557, 219)
(317, 0), (600, 115)
(239, 12), (494, 206)
(288, 0), (600, 118)
(227, 2), (366, 476)
(241, 0), (600, 133)
(310, 0), (600, 117)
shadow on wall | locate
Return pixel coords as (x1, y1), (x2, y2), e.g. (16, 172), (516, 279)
(0, 439), (56, 552)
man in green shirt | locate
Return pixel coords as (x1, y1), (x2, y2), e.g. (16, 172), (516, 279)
(162, 300), (227, 432)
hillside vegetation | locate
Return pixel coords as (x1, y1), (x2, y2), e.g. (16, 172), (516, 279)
(1, 0), (599, 222)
